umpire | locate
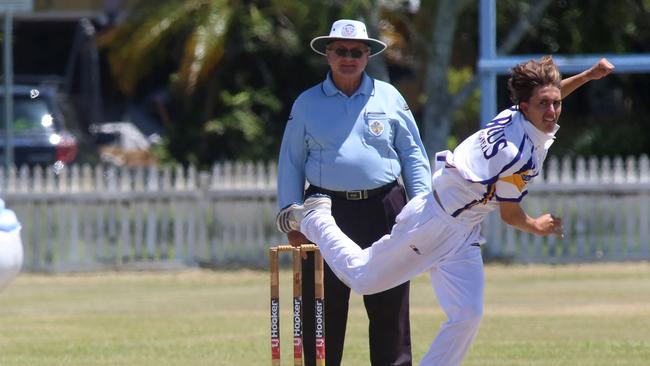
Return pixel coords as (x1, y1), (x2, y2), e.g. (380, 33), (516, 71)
(277, 19), (431, 366)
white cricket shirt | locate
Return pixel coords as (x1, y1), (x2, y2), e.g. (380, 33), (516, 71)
(432, 106), (559, 227)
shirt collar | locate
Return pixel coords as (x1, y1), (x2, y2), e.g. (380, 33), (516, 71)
(322, 72), (374, 97)
(516, 108), (560, 150)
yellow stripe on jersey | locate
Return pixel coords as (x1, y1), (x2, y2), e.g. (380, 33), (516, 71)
(481, 184), (496, 204)
(499, 170), (531, 192)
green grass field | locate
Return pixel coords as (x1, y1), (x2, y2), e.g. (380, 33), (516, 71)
(1, 263), (649, 365)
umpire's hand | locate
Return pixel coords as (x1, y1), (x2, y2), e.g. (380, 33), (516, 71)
(288, 231), (311, 259)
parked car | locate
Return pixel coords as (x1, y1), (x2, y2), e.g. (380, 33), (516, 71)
(89, 122), (159, 166)
(0, 84), (79, 166)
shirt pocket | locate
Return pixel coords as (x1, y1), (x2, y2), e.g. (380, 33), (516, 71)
(363, 114), (393, 150)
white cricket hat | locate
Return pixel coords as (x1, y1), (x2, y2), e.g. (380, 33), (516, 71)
(310, 19), (387, 58)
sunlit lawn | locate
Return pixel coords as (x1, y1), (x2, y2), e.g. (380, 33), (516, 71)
(1, 263), (649, 365)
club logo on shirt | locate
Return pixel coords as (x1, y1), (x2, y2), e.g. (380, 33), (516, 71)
(341, 24), (357, 37)
(369, 120), (384, 136)
(499, 170), (533, 192)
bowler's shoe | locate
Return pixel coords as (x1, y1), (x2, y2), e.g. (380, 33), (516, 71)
(275, 194), (332, 234)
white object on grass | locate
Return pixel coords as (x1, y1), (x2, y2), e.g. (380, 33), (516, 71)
(0, 199), (23, 292)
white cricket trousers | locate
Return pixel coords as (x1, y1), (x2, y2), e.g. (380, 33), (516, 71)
(300, 192), (484, 366)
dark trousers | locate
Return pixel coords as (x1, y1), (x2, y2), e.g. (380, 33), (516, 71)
(301, 184), (412, 366)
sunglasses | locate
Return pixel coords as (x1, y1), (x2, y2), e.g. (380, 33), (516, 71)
(328, 47), (368, 59)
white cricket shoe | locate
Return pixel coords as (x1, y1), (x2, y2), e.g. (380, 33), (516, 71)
(275, 194), (332, 234)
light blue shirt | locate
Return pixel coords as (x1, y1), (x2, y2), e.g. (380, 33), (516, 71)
(0, 199), (20, 232)
(277, 72), (431, 208)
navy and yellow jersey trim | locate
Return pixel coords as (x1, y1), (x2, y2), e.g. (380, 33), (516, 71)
(446, 127), (532, 216)
(497, 190), (529, 203)
(481, 183), (497, 204)
(451, 183), (496, 217)
(499, 173), (528, 192)
(456, 127), (528, 184)
(497, 152), (537, 191)
(469, 133), (527, 185)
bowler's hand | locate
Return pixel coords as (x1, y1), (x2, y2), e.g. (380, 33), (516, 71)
(535, 214), (564, 238)
(587, 58), (614, 80)
(288, 230), (311, 259)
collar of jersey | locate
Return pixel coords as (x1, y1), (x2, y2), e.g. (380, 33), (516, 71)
(322, 72), (374, 97)
(518, 111), (560, 150)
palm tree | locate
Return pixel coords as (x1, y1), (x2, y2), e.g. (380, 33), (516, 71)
(98, 0), (235, 96)
(97, 0), (319, 164)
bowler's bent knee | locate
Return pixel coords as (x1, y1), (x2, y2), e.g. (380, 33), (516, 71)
(448, 302), (483, 334)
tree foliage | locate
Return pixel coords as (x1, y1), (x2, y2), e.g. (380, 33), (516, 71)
(98, 0), (393, 166)
(98, 0), (650, 166)
(501, 0), (650, 157)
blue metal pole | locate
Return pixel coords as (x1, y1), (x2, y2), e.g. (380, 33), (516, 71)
(478, 54), (650, 74)
(479, 0), (497, 127)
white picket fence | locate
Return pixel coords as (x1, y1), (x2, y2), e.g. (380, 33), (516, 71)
(1, 155), (649, 271)
(484, 155), (650, 263)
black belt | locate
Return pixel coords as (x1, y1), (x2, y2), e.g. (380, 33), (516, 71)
(311, 181), (398, 201)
